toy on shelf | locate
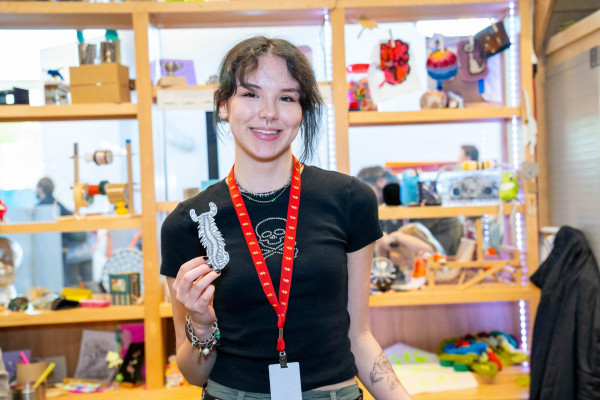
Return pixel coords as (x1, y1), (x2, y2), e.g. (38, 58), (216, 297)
(105, 351), (124, 392)
(68, 141), (135, 217)
(437, 331), (528, 377)
(427, 219), (521, 290)
(419, 90), (447, 109)
(165, 355), (185, 387)
(0, 237), (23, 309)
(370, 256), (397, 292)
(44, 69), (69, 105)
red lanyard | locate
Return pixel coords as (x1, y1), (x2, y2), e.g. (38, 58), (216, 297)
(227, 157), (301, 363)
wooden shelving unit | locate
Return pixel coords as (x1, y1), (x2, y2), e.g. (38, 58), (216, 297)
(0, 103), (138, 122)
(0, 215), (142, 234)
(369, 284), (538, 307)
(0, 306), (144, 328)
(0, 1), (539, 398)
(378, 204), (526, 220)
(349, 107), (521, 126)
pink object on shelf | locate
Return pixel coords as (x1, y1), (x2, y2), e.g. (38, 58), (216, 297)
(79, 299), (111, 308)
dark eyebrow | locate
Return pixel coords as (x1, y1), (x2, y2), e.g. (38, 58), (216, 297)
(240, 83), (299, 94)
(241, 83), (259, 91)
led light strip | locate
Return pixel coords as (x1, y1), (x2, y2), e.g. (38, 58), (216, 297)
(323, 11), (337, 170)
(508, 1), (529, 358)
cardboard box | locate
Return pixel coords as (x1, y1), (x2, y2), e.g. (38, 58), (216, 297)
(109, 272), (140, 305)
(70, 63), (130, 104)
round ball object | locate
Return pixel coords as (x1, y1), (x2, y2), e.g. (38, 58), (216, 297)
(426, 49), (458, 81)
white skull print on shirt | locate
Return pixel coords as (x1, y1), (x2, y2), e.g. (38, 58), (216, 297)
(255, 217), (299, 259)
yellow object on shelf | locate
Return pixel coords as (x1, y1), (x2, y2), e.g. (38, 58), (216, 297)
(60, 287), (93, 302)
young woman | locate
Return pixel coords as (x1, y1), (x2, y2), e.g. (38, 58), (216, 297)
(161, 36), (411, 400)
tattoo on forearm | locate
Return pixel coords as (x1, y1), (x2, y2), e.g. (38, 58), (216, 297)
(369, 351), (400, 391)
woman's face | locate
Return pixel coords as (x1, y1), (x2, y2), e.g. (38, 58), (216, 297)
(219, 54), (303, 164)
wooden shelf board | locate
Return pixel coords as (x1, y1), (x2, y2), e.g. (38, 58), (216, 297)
(545, 9), (600, 56)
(45, 385), (204, 400)
(349, 107), (521, 126)
(161, 286), (539, 318)
(160, 302), (173, 318)
(411, 365), (529, 400)
(0, 2), (135, 29)
(369, 284), (539, 307)
(146, 1), (334, 29)
(156, 201), (180, 213)
(0, 305), (144, 328)
(341, 0), (512, 22)
(0, 214), (142, 234)
(379, 203), (526, 220)
(0, 104), (138, 122)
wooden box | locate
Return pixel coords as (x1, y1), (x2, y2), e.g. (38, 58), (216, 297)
(69, 63), (130, 104)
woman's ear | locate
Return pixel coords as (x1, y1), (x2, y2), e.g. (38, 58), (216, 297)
(218, 103), (229, 121)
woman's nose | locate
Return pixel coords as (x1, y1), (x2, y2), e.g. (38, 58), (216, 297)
(259, 101), (278, 121)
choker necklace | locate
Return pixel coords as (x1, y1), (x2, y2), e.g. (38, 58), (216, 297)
(236, 175), (292, 204)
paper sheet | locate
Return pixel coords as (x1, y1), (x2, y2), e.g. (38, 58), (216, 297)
(393, 363), (478, 395)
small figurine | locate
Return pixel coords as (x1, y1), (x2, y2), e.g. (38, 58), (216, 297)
(499, 171), (519, 202)
(105, 351), (124, 391)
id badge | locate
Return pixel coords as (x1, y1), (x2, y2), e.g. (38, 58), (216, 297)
(268, 362), (302, 400)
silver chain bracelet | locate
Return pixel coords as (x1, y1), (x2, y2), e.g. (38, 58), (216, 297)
(185, 313), (220, 356)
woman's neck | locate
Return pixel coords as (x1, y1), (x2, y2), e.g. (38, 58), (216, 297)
(234, 154), (295, 193)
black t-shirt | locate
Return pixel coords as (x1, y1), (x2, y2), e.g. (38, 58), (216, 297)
(160, 165), (382, 393)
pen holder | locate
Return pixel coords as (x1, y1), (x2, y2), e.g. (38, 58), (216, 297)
(16, 361), (47, 385)
(12, 382), (46, 400)
(101, 41), (120, 64)
(78, 43), (97, 65)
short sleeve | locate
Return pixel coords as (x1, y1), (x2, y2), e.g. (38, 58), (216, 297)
(160, 202), (205, 278)
(346, 177), (383, 252)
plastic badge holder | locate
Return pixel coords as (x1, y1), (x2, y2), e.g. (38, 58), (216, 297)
(437, 169), (501, 206)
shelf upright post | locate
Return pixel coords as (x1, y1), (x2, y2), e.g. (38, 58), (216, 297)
(329, 6), (350, 174)
(126, 139), (135, 214)
(518, 0), (541, 350)
(73, 143), (80, 215)
(132, 10), (164, 390)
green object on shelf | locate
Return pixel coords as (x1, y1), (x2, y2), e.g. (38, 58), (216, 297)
(105, 29), (119, 42)
(453, 363), (470, 372)
(440, 360), (454, 367)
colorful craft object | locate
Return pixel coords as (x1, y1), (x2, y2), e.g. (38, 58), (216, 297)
(426, 46), (458, 90)
(457, 37), (488, 82)
(348, 78), (376, 111)
(379, 39), (410, 87)
(475, 21), (511, 57)
(437, 331), (528, 377)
